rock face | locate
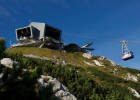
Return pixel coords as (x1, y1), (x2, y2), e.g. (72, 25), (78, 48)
(93, 60), (104, 66)
(82, 52), (93, 59)
(83, 61), (95, 66)
(123, 73), (138, 82)
(38, 75), (77, 100)
(0, 58), (19, 69)
(128, 87), (140, 98)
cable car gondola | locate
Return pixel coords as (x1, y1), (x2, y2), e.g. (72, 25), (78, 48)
(120, 41), (134, 61)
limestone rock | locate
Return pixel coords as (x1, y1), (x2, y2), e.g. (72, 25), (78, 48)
(93, 60), (104, 66)
(48, 78), (69, 92)
(22, 68), (28, 72)
(41, 75), (53, 80)
(37, 77), (48, 87)
(137, 74), (140, 77)
(83, 52), (93, 59)
(83, 61), (95, 66)
(24, 54), (50, 60)
(38, 75), (77, 100)
(62, 60), (67, 65)
(108, 60), (117, 66)
(55, 90), (77, 100)
(128, 87), (140, 98)
(0, 58), (14, 68)
(98, 56), (106, 60)
(123, 73), (138, 82)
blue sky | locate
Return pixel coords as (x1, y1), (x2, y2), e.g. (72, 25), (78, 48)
(0, 0), (140, 70)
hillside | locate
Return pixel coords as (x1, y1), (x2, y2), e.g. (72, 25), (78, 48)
(3, 47), (140, 100)
(6, 47), (140, 82)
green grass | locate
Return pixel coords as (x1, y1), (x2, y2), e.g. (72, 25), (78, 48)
(6, 47), (140, 84)
(4, 53), (140, 100)
(6, 47), (89, 67)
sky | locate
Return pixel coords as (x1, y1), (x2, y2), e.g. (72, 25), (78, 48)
(0, 0), (140, 70)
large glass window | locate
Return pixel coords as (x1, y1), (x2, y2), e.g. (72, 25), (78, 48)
(17, 27), (31, 39)
(45, 26), (61, 40)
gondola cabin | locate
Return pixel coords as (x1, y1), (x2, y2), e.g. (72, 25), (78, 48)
(121, 41), (134, 61)
(122, 51), (134, 61)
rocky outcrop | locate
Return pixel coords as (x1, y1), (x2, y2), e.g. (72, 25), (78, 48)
(97, 56), (117, 66)
(128, 87), (140, 98)
(24, 54), (50, 60)
(38, 75), (77, 100)
(82, 52), (93, 59)
(98, 56), (106, 60)
(61, 60), (67, 65)
(137, 74), (140, 77)
(83, 61), (95, 66)
(113, 67), (118, 75)
(0, 58), (19, 69)
(108, 60), (117, 66)
(123, 73), (138, 82)
(93, 60), (104, 66)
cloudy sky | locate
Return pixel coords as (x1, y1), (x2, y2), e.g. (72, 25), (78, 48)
(0, 0), (140, 69)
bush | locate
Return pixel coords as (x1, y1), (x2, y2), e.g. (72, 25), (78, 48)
(39, 85), (54, 100)
(0, 38), (6, 58)
(64, 43), (80, 52)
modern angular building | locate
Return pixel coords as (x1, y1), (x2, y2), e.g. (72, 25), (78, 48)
(13, 22), (63, 49)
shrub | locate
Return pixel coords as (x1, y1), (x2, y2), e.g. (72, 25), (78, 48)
(64, 43), (80, 52)
(0, 38), (6, 58)
(39, 85), (54, 100)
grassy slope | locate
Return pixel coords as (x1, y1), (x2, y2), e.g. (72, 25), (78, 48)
(6, 47), (140, 79)
(5, 47), (140, 99)
(6, 48), (140, 87)
(6, 47), (89, 67)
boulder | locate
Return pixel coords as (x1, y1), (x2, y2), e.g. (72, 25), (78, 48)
(55, 90), (77, 100)
(113, 67), (118, 75)
(22, 68), (28, 72)
(93, 60), (104, 66)
(41, 75), (53, 80)
(48, 78), (69, 92)
(38, 75), (77, 100)
(62, 60), (67, 65)
(37, 78), (48, 87)
(83, 52), (93, 59)
(128, 87), (140, 98)
(137, 74), (140, 77)
(0, 58), (14, 68)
